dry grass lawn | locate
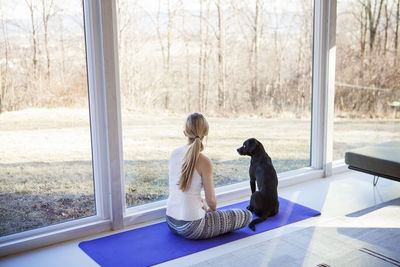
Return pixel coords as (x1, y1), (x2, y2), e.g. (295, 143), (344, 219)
(0, 108), (399, 236)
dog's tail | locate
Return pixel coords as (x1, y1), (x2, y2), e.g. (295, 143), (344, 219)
(248, 214), (269, 231)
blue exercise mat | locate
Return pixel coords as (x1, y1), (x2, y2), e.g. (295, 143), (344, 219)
(79, 197), (320, 267)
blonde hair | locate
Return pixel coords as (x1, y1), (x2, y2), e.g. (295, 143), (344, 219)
(179, 113), (209, 191)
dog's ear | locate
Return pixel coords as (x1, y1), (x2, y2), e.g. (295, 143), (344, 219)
(247, 138), (259, 155)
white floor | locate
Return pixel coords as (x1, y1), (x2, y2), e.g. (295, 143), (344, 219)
(1, 170), (400, 267)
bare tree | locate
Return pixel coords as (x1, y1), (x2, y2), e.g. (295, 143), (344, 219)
(179, 1), (192, 112)
(358, 0), (384, 51)
(116, 0), (134, 54)
(25, 0), (39, 77)
(250, 0), (261, 110)
(0, 0), (396, 118)
(152, 0), (176, 110)
(198, 0), (204, 111)
(359, 6), (368, 56)
(395, 0), (399, 51)
(167, 0), (173, 74)
(0, 2), (10, 112)
(56, 11), (66, 94)
(297, 0), (313, 115)
(384, 0), (389, 53)
(41, 0), (57, 80)
(165, 0), (175, 110)
(201, 0), (211, 112)
(156, 0), (166, 68)
(216, 0), (226, 111)
(117, 0), (137, 107)
(382, 0), (396, 54)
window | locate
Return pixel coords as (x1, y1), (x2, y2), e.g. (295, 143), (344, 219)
(0, 0), (341, 256)
(118, 0), (314, 207)
(334, 0), (400, 160)
(0, 0), (94, 237)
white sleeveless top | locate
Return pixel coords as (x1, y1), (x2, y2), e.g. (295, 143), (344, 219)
(166, 145), (205, 221)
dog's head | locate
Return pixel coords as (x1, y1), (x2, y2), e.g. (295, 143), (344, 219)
(237, 138), (261, 156)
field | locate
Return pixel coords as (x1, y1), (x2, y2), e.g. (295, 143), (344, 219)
(1, 108), (399, 236)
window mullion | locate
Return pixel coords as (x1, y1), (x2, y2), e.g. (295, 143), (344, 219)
(311, 0), (337, 176)
(84, 0), (109, 221)
(99, 0), (125, 229)
(85, 0), (125, 229)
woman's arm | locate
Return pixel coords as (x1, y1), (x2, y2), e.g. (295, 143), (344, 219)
(198, 154), (216, 211)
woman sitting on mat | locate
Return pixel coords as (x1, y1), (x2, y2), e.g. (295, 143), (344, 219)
(166, 113), (252, 239)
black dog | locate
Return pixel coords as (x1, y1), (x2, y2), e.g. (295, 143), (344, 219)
(237, 138), (279, 231)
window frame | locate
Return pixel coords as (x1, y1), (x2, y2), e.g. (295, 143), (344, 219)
(0, 0), (340, 257)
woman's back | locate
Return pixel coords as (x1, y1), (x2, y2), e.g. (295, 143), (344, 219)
(166, 145), (205, 221)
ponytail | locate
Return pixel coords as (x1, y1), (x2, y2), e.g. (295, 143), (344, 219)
(178, 113), (208, 191)
(179, 137), (204, 191)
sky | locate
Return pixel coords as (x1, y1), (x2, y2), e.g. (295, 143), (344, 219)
(1, 0), (309, 20)
(0, 0), (83, 20)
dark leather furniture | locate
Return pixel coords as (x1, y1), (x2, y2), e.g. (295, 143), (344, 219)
(345, 141), (400, 185)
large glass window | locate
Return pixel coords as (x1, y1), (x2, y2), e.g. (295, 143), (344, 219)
(334, 0), (400, 160)
(118, 0), (314, 207)
(0, 0), (94, 236)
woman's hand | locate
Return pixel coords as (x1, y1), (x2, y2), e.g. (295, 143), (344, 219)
(199, 155), (217, 212)
(206, 207), (216, 212)
(201, 198), (207, 211)
(202, 198), (216, 212)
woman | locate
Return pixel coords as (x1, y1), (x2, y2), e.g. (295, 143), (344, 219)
(166, 113), (252, 239)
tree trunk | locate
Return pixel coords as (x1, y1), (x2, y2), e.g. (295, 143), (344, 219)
(202, 0), (210, 112)
(25, 0), (38, 77)
(250, 0), (260, 110)
(383, 1), (389, 54)
(167, 0), (172, 74)
(217, 0), (226, 111)
(156, 0), (166, 68)
(363, 0), (384, 51)
(59, 16), (66, 94)
(165, 0), (173, 110)
(0, 78), (3, 113)
(155, 0), (169, 110)
(395, 0), (399, 51)
(42, 0), (55, 81)
(0, 12), (9, 112)
(360, 8), (367, 57)
(180, 1), (191, 112)
(198, 0), (204, 111)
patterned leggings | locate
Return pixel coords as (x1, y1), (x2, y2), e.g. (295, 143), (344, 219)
(166, 208), (252, 240)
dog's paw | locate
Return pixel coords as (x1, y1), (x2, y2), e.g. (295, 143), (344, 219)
(248, 223), (256, 231)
